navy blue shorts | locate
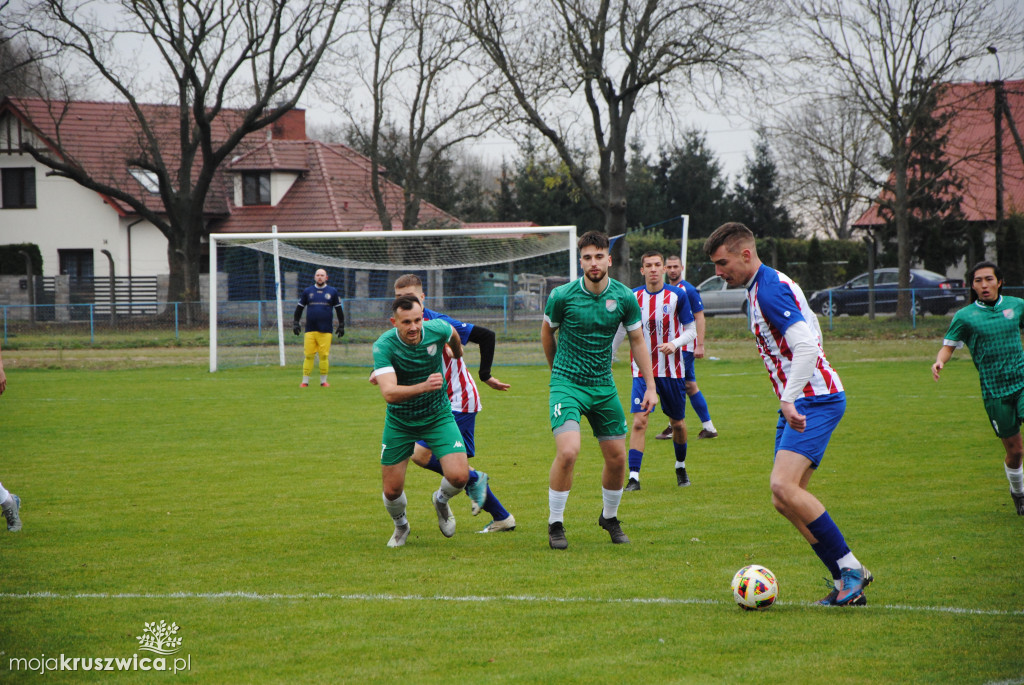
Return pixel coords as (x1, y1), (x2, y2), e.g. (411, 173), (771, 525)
(418, 411), (476, 457)
(774, 393), (846, 467)
(631, 376), (688, 420)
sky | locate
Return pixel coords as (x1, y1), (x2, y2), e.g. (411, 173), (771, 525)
(11, 0), (1021, 184)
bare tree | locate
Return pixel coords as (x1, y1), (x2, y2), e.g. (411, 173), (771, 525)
(2, 0), (346, 313)
(460, 0), (771, 279)
(786, 0), (1021, 319)
(774, 95), (879, 240)
(330, 0), (500, 232)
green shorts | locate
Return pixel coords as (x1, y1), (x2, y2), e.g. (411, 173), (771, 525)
(983, 387), (1024, 438)
(380, 411), (466, 466)
(549, 382), (627, 439)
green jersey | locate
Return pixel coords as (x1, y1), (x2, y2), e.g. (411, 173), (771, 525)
(943, 295), (1024, 399)
(544, 277), (642, 386)
(372, 318), (454, 425)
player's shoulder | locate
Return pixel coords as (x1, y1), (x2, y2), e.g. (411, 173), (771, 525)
(424, 318), (452, 334)
(664, 283), (689, 298)
(607, 277), (635, 297)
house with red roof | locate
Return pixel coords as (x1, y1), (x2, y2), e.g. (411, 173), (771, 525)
(854, 80), (1024, 263)
(0, 97), (466, 290)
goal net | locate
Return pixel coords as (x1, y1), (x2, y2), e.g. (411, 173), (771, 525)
(209, 226), (577, 371)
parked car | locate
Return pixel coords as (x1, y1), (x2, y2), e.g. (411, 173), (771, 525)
(808, 268), (966, 317)
(695, 275), (748, 316)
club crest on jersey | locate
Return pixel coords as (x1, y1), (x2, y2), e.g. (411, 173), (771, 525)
(1005, 309), (1014, 319)
(427, 344), (437, 356)
(605, 299), (616, 312)
(662, 304), (671, 314)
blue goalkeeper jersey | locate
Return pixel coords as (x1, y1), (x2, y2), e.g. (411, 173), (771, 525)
(298, 284), (341, 333)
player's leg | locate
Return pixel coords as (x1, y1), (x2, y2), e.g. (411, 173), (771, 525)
(317, 333), (331, 386)
(548, 428), (579, 549)
(454, 412), (515, 531)
(684, 352), (717, 438)
(657, 377), (690, 487)
(597, 438), (630, 543)
(592, 387), (631, 544)
(548, 384), (584, 549)
(772, 394), (870, 606)
(994, 391), (1024, 515)
(452, 412), (489, 515)
(0, 481), (21, 532)
(301, 332), (317, 386)
(428, 415), (470, 538)
(626, 377), (650, 490)
(380, 431), (414, 547)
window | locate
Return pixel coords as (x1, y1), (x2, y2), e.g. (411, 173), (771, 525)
(129, 167), (160, 194)
(1, 167), (36, 208)
(242, 172), (271, 205)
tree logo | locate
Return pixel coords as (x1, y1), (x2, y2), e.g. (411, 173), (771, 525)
(135, 621), (183, 655)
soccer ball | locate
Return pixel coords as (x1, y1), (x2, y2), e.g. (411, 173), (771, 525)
(731, 564), (779, 610)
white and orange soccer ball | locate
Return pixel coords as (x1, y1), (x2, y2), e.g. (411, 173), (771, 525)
(731, 564), (779, 610)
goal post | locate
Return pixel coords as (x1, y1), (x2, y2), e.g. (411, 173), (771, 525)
(209, 225), (578, 372)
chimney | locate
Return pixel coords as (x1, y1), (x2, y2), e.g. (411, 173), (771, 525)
(271, 108), (307, 140)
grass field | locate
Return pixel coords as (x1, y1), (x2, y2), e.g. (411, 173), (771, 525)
(1, 339), (1023, 683)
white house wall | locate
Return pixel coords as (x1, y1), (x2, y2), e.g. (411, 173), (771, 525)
(0, 153), (169, 278)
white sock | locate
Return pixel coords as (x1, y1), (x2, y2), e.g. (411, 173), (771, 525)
(1006, 464), (1024, 494)
(602, 487), (622, 520)
(320, 374), (328, 384)
(0, 482), (8, 504)
(436, 477), (462, 504)
(628, 471), (639, 481)
(837, 551), (861, 571)
(675, 460), (686, 470)
(548, 488), (569, 524)
(382, 491), (407, 527)
(302, 376), (310, 384)
(703, 421), (716, 431)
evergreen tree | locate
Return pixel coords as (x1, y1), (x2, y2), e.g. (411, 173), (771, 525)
(732, 132), (797, 239)
(493, 162), (519, 221)
(805, 236), (826, 290)
(512, 148), (602, 233)
(650, 129), (733, 238)
(624, 138), (667, 229)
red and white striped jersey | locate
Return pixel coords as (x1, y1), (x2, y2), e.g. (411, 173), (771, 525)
(442, 346), (482, 413)
(747, 265), (843, 399)
(630, 285), (696, 378)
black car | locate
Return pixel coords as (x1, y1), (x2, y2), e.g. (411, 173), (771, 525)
(808, 268), (966, 317)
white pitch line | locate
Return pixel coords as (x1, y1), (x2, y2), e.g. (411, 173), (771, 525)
(2, 592), (1021, 616)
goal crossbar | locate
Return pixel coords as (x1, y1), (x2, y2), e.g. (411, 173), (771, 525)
(208, 225), (577, 372)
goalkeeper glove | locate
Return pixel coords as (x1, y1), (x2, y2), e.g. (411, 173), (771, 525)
(293, 321), (302, 336)
(336, 324), (345, 339)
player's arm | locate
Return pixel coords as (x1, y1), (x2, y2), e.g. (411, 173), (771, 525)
(693, 310), (706, 358)
(661, 295), (697, 354)
(541, 320), (557, 370)
(626, 325), (658, 411)
(779, 321), (819, 432)
(466, 324), (509, 390)
(932, 344), (957, 381)
(292, 304), (304, 335)
(660, 320), (697, 355)
(334, 298), (345, 338)
(372, 369), (444, 403)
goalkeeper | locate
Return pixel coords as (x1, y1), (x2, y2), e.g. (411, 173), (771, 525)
(293, 268), (345, 388)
